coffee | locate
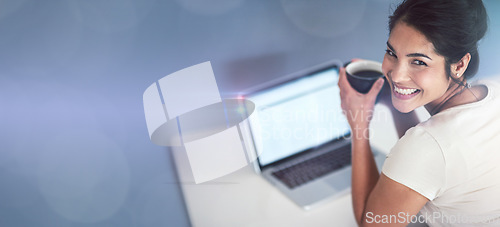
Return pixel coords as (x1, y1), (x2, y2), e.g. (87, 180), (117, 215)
(345, 60), (384, 94)
(352, 70), (383, 79)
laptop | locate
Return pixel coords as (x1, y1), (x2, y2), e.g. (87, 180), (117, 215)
(241, 60), (386, 210)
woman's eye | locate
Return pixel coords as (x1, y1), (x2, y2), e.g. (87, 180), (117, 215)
(413, 60), (427, 66)
(385, 49), (396, 58)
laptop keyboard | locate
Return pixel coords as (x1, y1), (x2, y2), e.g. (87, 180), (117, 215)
(271, 144), (351, 189)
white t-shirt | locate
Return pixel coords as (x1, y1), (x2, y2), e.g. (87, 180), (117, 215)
(382, 80), (500, 226)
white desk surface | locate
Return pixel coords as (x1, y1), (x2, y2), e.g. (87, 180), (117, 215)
(172, 156), (357, 227)
(172, 105), (429, 227)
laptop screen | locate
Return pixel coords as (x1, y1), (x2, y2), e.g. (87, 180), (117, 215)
(246, 65), (351, 167)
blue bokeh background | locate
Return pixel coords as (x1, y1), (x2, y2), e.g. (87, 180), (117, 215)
(1, 0), (499, 226)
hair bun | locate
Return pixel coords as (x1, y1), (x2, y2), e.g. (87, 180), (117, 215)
(470, 0), (488, 42)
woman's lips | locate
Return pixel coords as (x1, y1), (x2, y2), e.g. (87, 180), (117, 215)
(393, 84), (421, 100)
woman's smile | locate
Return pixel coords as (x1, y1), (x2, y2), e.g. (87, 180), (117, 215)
(392, 83), (421, 100)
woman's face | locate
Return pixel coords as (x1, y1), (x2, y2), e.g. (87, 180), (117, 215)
(382, 22), (451, 113)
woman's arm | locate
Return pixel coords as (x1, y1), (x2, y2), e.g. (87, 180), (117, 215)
(362, 174), (429, 226)
(351, 127), (380, 224)
(338, 66), (427, 226)
(338, 66), (385, 224)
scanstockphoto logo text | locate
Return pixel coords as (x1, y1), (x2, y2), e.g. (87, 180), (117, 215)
(365, 212), (500, 225)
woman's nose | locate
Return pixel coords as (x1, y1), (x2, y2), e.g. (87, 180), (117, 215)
(389, 63), (410, 83)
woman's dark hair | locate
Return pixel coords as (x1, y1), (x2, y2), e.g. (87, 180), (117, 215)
(389, 0), (488, 82)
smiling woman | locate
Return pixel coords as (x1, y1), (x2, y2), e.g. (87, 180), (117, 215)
(338, 0), (500, 226)
(383, 22), (460, 114)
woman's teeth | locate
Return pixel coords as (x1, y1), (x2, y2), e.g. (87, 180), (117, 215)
(394, 86), (419, 95)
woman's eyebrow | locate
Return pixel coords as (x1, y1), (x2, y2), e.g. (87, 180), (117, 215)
(386, 41), (396, 53)
(386, 41), (433, 60)
(407, 53), (433, 60)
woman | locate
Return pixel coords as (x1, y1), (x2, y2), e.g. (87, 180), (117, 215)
(338, 0), (500, 226)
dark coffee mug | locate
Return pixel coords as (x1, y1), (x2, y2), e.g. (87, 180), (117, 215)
(345, 60), (384, 94)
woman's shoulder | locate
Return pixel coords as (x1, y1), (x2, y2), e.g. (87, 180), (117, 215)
(397, 125), (437, 148)
(423, 79), (500, 123)
(412, 79), (500, 144)
(474, 79), (500, 101)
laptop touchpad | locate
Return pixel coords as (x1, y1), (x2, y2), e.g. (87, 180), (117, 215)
(325, 167), (351, 191)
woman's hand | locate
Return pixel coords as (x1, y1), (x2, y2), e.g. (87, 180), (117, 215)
(377, 78), (392, 107)
(338, 64), (385, 131)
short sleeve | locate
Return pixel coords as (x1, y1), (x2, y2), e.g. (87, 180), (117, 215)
(381, 127), (445, 200)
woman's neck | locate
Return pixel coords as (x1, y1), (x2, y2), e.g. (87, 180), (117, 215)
(425, 82), (463, 115)
(425, 82), (487, 116)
